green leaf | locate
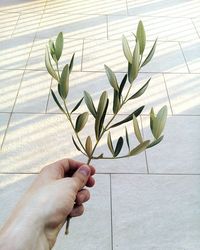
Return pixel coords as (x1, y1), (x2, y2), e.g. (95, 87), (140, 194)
(49, 40), (57, 62)
(45, 47), (59, 81)
(75, 112), (89, 133)
(95, 91), (108, 139)
(107, 131), (114, 156)
(71, 97), (83, 113)
(119, 74), (127, 98)
(110, 106), (144, 128)
(152, 105), (168, 139)
(113, 89), (120, 114)
(147, 135), (164, 148)
(128, 41), (140, 83)
(55, 32), (63, 61)
(136, 20), (146, 55)
(125, 127), (130, 151)
(141, 38), (157, 67)
(128, 78), (150, 100)
(96, 153), (104, 159)
(85, 136), (92, 156)
(132, 114), (143, 143)
(84, 91), (97, 118)
(122, 35), (132, 63)
(104, 65), (119, 91)
(59, 64), (69, 99)
(50, 89), (65, 113)
(69, 53), (75, 74)
(72, 136), (81, 151)
(129, 140), (150, 156)
(114, 137), (123, 157)
(150, 107), (156, 132)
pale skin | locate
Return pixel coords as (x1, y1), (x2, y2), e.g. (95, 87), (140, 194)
(0, 159), (96, 250)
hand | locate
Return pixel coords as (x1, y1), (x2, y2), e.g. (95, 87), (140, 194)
(0, 159), (95, 250)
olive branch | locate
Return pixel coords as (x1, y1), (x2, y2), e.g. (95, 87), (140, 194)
(45, 21), (167, 235)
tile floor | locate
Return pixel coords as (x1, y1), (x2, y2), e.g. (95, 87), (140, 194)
(0, 0), (200, 249)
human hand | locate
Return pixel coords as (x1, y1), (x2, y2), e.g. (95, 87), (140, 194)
(0, 159), (95, 250)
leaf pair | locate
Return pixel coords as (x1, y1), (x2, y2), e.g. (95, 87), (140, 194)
(107, 132), (123, 157)
(95, 91), (109, 139)
(150, 106), (167, 140)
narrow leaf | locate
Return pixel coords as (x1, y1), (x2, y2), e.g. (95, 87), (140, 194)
(50, 89), (65, 113)
(107, 131), (115, 156)
(85, 136), (92, 156)
(114, 137), (123, 157)
(84, 91), (97, 118)
(122, 35), (132, 63)
(141, 39), (157, 67)
(60, 64), (69, 99)
(132, 114), (143, 143)
(75, 112), (89, 133)
(119, 74), (127, 98)
(104, 65), (119, 91)
(128, 41), (140, 83)
(69, 53), (75, 74)
(129, 140), (150, 156)
(128, 78), (150, 100)
(45, 47), (58, 81)
(147, 135), (164, 148)
(113, 89), (120, 114)
(55, 32), (63, 61)
(110, 106), (144, 128)
(150, 107), (156, 132)
(125, 127), (130, 151)
(96, 153), (104, 159)
(153, 105), (168, 139)
(71, 97), (83, 113)
(95, 91), (108, 139)
(49, 40), (57, 62)
(136, 20), (146, 55)
(72, 136), (81, 151)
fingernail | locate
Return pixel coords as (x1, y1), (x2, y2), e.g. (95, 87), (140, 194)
(78, 165), (90, 176)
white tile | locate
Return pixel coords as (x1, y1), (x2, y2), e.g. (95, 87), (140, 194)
(127, 0), (200, 18)
(0, 12), (19, 40)
(54, 174), (112, 250)
(12, 12), (43, 38)
(0, 174), (35, 226)
(14, 71), (51, 113)
(27, 36), (83, 71)
(0, 36), (33, 69)
(108, 15), (199, 41)
(0, 0), (45, 13)
(83, 39), (188, 73)
(0, 70), (23, 112)
(45, 0), (127, 15)
(142, 116), (200, 174)
(0, 113), (10, 147)
(112, 174), (200, 249)
(164, 73), (200, 115)
(38, 13), (107, 39)
(181, 40), (200, 73)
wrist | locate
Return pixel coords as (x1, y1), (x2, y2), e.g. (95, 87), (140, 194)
(0, 206), (49, 250)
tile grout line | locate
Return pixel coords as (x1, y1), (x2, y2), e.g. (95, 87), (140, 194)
(1, 0), (48, 150)
(191, 18), (200, 39)
(80, 39), (85, 72)
(162, 73), (174, 115)
(45, 77), (53, 113)
(178, 41), (191, 74)
(125, 0), (129, 15)
(0, 172), (200, 176)
(10, 12), (21, 38)
(109, 174), (114, 250)
(106, 15), (109, 40)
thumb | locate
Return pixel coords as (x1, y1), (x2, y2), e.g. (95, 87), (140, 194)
(72, 165), (91, 191)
